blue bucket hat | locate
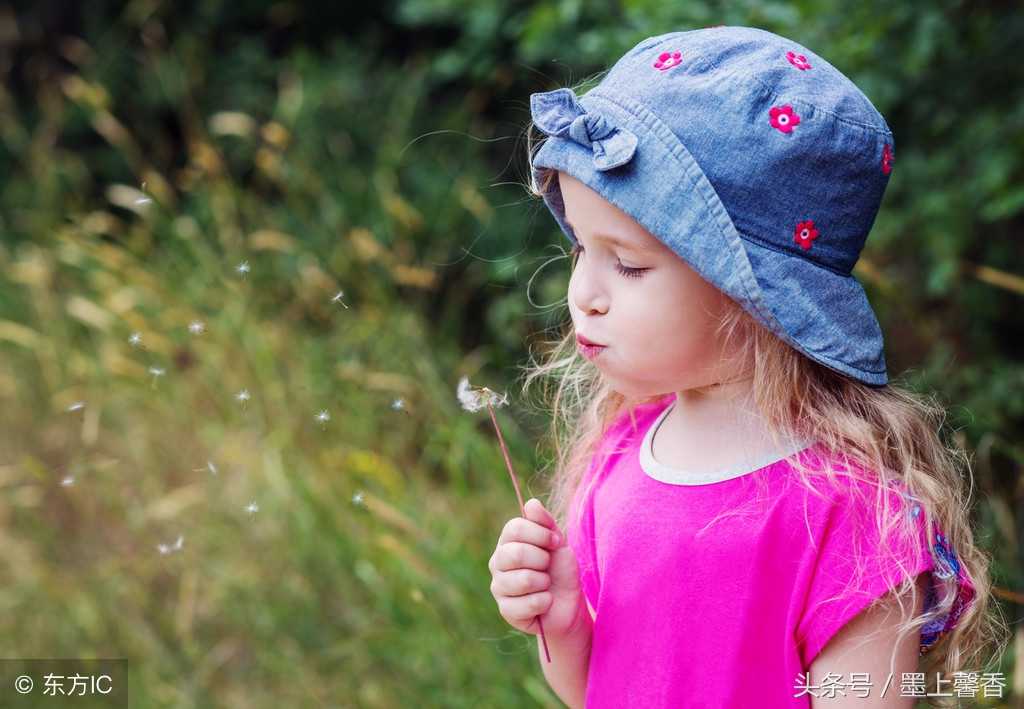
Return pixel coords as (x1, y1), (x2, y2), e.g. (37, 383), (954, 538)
(531, 26), (894, 385)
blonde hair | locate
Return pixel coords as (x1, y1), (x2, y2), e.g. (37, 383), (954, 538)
(524, 169), (1001, 677)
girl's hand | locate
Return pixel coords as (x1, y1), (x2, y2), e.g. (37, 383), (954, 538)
(488, 498), (588, 639)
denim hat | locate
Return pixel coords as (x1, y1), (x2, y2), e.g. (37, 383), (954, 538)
(531, 26), (893, 385)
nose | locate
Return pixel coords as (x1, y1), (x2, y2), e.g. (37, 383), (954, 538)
(569, 257), (609, 315)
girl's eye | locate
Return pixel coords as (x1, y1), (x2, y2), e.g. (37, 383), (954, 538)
(615, 262), (648, 279)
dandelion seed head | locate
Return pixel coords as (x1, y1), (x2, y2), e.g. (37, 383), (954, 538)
(188, 320), (205, 335)
(244, 501), (259, 516)
(157, 543), (171, 555)
(351, 491), (365, 505)
(330, 290), (345, 303)
(128, 332), (143, 346)
(315, 409), (331, 425)
(207, 460), (217, 475)
(60, 475), (74, 486)
(149, 367), (165, 377)
(134, 197), (153, 206)
(456, 377), (507, 412)
(391, 398), (406, 412)
(235, 389), (251, 404)
(236, 260), (251, 275)
(67, 402), (85, 412)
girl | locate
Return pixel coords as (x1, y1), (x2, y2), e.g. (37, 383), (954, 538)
(488, 27), (996, 708)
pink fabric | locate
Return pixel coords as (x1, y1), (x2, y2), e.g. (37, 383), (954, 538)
(567, 398), (953, 708)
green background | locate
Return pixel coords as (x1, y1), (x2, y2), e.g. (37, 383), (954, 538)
(0, 0), (1020, 706)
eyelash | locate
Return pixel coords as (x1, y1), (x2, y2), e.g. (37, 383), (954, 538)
(615, 263), (647, 279)
(571, 243), (648, 279)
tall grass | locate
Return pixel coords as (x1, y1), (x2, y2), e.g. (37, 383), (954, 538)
(0, 21), (562, 709)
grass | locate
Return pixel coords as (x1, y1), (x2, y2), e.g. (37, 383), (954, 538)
(0, 153), (563, 707)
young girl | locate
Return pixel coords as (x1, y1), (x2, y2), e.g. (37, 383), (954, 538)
(488, 27), (996, 707)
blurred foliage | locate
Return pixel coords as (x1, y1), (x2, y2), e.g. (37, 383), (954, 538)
(0, 0), (1021, 706)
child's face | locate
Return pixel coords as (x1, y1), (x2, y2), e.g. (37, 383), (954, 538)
(560, 173), (745, 398)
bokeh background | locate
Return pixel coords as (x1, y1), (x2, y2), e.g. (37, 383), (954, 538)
(0, 0), (1021, 706)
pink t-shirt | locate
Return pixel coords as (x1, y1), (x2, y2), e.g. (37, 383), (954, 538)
(567, 398), (971, 708)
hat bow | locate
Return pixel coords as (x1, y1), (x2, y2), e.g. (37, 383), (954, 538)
(531, 88), (637, 171)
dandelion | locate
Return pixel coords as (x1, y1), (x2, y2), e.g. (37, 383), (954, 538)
(391, 397), (408, 413)
(315, 409), (331, 428)
(456, 376), (508, 413)
(455, 376), (549, 662)
(66, 402), (85, 412)
(351, 491), (365, 506)
(236, 261), (251, 278)
(60, 475), (74, 486)
(128, 332), (144, 347)
(188, 320), (206, 335)
(244, 501), (259, 517)
(330, 290), (348, 308)
(235, 389), (250, 408)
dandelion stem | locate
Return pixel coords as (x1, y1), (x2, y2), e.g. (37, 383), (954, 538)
(485, 400), (551, 664)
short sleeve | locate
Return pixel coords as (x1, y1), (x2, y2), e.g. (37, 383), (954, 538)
(796, 479), (932, 666)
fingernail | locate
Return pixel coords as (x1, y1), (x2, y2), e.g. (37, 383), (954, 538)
(550, 533), (564, 548)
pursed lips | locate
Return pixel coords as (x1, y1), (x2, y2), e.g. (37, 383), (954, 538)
(576, 333), (606, 359)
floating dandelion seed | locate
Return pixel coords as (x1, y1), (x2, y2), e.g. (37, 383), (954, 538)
(134, 181), (153, 206)
(244, 501), (259, 517)
(158, 535), (184, 555)
(188, 320), (206, 335)
(330, 290), (348, 308)
(149, 367), (165, 376)
(456, 376), (549, 662)
(235, 389), (250, 408)
(236, 261), (251, 277)
(60, 475), (74, 487)
(67, 402), (85, 412)
(315, 409), (331, 428)
(391, 397), (408, 413)
(351, 491), (365, 506)
(194, 460), (217, 475)
(128, 332), (143, 347)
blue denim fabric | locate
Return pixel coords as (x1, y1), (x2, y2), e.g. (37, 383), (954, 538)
(532, 27), (892, 385)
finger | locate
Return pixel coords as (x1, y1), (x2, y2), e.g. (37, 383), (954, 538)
(490, 568), (551, 599)
(496, 592), (553, 628)
(523, 498), (564, 546)
(496, 515), (562, 550)
(489, 541), (551, 574)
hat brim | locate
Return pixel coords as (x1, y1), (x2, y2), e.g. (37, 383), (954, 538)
(534, 88), (887, 385)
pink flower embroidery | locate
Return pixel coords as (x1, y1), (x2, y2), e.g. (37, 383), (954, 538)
(654, 52), (682, 71)
(769, 105), (800, 133)
(794, 220), (819, 250)
(786, 51), (811, 70)
(882, 144), (894, 175)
